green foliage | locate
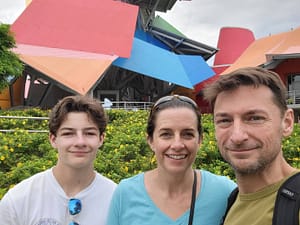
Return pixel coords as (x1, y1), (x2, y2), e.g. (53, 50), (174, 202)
(0, 108), (299, 199)
(0, 24), (24, 91)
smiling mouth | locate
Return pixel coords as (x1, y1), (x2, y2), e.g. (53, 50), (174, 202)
(229, 147), (258, 152)
(70, 151), (90, 154)
(166, 154), (188, 160)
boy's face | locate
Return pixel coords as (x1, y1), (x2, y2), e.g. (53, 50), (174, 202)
(49, 112), (104, 170)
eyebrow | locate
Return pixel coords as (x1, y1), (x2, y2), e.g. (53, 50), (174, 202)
(59, 127), (98, 132)
(214, 112), (229, 118)
(215, 109), (267, 118)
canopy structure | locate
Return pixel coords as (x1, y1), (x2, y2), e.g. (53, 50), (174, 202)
(11, 0), (138, 58)
(125, 0), (177, 12)
(13, 44), (118, 95)
(222, 26), (300, 74)
(8, 0), (216, 108)
(113, 38), (214, 88)
(149, 16), (217, 60)
(11, 0), (138, 95)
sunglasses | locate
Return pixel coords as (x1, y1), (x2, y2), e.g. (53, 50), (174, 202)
(152, 95), (198, 110)
(68, 198), (82, 225)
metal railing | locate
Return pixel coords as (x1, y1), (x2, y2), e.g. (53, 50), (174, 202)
(102, 101), (153, 110)
(0, 102), (153, 133)
(287, 90), (300, 105)
(0, 115), (49, 133)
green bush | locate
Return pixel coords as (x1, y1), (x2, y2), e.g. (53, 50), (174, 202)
(0, 108), (299, 199)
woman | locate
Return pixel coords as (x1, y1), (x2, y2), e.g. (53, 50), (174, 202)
(106, 95), (236, 225)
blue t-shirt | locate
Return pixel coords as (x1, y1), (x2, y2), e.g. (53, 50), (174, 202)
(106, 170), (236, 225)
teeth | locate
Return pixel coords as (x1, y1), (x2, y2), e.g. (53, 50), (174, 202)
(167, 154), (187, 160)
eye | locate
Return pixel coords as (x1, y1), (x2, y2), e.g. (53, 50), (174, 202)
(215, 118), (232, 127)
(85, 132), (97, 136)
(246, 115), (266, 124)
(61, 132), (74, 136)
(182, 131), (195, 139)
(159, 132), (172, 139)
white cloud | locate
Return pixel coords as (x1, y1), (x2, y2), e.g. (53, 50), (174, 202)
(0, 0), (25, 24)
(157, 0), (300, 46)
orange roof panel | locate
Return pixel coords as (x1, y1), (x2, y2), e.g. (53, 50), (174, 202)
(222, 26), (300, 74)
(18, 54), (116, 95)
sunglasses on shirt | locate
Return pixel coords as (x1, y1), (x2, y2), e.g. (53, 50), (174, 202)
(69, 198), (82, 225)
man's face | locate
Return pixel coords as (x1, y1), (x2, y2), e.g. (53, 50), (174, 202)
(213, 85), (293, 175)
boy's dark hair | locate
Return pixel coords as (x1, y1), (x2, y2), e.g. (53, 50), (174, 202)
(49, 95), (107, 136)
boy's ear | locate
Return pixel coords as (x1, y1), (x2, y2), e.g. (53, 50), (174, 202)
(49, 133), (57, 148)
(98, 133), (105, 146)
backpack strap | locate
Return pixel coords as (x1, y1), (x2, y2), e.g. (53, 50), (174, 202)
(219, 187), (239, 225)
(273, 172), (300, 225)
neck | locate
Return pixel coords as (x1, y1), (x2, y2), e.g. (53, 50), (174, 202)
(52, 165), (95, 197)
(153, 168), (195, 194)
(236, 159), (296, 194)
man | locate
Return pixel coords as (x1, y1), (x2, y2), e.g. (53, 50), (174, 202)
(203, 67), (299, 225)
(0, 95), (116, 225)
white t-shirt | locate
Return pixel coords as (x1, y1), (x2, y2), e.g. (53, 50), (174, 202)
(0, 168), (116, 225)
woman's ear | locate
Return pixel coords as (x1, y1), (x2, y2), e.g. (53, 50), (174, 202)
(282, 109), (294, 137)
(147, 135), (155, 152)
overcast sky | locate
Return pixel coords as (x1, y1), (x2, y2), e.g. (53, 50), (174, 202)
(158, 0), (300, 47)
(0, 0), (299, 48)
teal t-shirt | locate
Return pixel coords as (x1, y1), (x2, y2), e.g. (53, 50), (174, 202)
(106, 170), (236, 225)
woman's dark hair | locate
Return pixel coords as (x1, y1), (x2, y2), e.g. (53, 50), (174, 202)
(147, 95), (203, 139)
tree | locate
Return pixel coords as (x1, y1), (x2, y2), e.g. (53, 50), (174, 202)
(0, 23), (24, 91)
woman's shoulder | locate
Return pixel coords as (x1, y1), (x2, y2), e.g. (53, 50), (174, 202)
(112, 173), (146, 197)
(118, 172), (145, 187)
(199, 169), (236, 188)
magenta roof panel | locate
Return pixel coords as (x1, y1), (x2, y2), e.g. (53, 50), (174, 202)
(11, 0), (139, 58)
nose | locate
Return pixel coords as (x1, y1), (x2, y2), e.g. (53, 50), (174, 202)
(170, 135), (185, 150)
(74, 132), (87, 146)
(229, 120), (248, 144)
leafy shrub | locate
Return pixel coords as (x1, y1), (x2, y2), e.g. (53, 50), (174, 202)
(0, 108), (299, 199)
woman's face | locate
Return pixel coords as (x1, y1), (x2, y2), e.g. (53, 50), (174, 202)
(148, 107), (201, 175)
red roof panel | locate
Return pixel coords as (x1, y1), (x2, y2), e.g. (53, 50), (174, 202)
(11, 0), (138, 58)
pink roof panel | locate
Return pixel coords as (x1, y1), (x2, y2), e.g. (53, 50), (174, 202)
(11, 0), (139, 58)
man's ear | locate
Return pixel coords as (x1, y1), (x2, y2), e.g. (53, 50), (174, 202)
(282, 109), (294, 137)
